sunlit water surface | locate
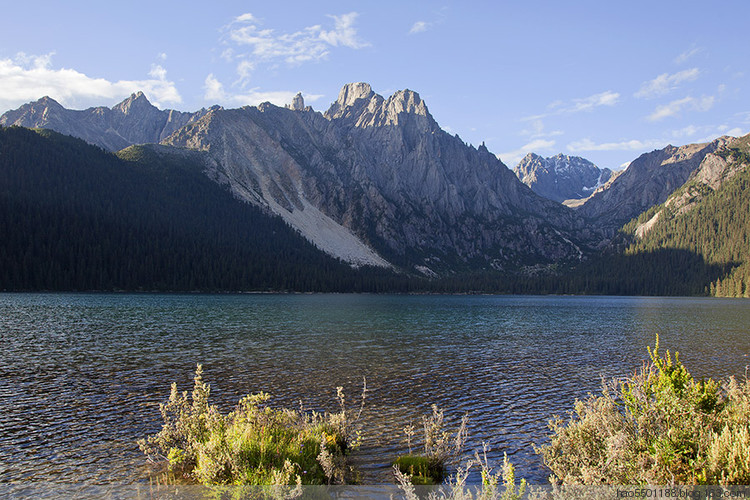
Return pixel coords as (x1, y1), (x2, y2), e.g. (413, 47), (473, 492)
(1, 293), (748, 486)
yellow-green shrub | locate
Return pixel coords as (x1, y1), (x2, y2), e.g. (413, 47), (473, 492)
(138, 365), (360, 485)
(537, 336), (750, 485)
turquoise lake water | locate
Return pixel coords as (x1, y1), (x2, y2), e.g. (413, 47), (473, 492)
(1, 293), (748, 485)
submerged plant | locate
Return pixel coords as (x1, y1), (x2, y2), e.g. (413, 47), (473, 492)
(138, 365), (365, 486)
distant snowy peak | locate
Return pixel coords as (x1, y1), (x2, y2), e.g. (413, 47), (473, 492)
(514, 152), (613, 203)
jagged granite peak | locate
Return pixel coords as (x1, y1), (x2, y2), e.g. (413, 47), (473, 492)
(286, 92), (305, 111)
(577, 138), (731, 237)
(0, 92), (209, 151)
(114, 91), (156, 114)
(514, 152), (613, 203)
(336, 82), (375, 107)
(324, 82), (381, 123)
(324, 82), (435, 130)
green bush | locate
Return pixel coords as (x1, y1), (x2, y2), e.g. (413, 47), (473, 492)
(138, 365), (363, 485)
(537, 336), (750, 485)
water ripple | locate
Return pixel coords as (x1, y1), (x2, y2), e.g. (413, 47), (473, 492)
(1, 293), (749, 485)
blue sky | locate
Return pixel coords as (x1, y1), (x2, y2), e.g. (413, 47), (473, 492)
(1, 0), (748, 169)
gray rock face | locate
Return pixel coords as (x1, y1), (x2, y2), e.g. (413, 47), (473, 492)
(0, 92), (210, 151)
(514, 153), (613, 203)
(577, 139), (730, 237)
(164, 83), (593, 273)
(287, 92), (305, 111)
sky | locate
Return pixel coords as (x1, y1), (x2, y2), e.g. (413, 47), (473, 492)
(1, 0), (748, 170)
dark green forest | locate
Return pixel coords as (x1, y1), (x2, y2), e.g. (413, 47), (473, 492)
(1, 125), (747, 296)
(0, 126), (411, 292)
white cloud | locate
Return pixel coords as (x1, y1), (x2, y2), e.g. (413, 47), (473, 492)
(567, 137), (665, 153)
(498, 138), (556, 166)
(204, 74), (227, 101)
(235, 60), (255, 84)
(635, 68), (700, 99)
(235, 13), (257, 23)
(148, 63), (168, 81)
(519, 118), (563, 140)
(0, 52), (182, 113)
(725, 127), (744, 137)
(319, 13), (366, 48)
(522, 90), (620, 120)
(409, 21), (429, 34)
(568, 91), (620, 112)
(675, 46), (702, 65)
(226, 11), (368, 74)
(203, 73), (322, 108)
(647, 95), (714, 121)
(670, 125), (699, 139)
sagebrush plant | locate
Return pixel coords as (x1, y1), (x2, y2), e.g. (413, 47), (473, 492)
(138, 365), (365, 485)
(537, 335), (750, 485)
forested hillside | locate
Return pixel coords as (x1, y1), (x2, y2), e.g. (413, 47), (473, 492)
(619, 136), (750, 297)
(0, 126), (408, 292)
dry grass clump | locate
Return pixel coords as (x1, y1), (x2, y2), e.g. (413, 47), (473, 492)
(394, 404), (469, 485)
(537, 335), (750, 485)
(138, 365), (364, 486)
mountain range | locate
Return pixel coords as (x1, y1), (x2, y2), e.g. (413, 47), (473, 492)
(513, 152), (614, 204)
(1, 83), (747, 295)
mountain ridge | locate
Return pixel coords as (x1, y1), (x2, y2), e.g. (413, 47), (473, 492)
(0, 92), (212, 151)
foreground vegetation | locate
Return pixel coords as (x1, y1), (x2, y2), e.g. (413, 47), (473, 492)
(142, 338), (750, 492)
(538, 335), (750, 485)
(138, 365), (364, 486)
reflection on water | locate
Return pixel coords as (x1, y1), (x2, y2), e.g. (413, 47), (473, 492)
(1, 293), (748, 485)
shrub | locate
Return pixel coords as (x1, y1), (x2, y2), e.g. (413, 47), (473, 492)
(138, 365), (364, 485)
(393, 404), (468, 485)
(537, 336), (750, 485)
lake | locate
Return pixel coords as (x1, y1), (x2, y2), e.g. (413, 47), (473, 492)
(1, 293), (748, 487)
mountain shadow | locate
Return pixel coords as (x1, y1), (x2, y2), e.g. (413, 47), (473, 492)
(557, 248), (734, 296)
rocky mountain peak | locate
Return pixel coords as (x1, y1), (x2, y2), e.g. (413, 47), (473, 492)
(324, 82), (436, 131)
(115, 91), (155, 115)
(514, 152), (612, 204)
(323, 82), (380, 122)
(386, 89), (429, 117)
(35, 96), (64, 109)
(336, 82), (374, 107)
(287, 92), (305, 111)
(520, 152), (541, 164)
